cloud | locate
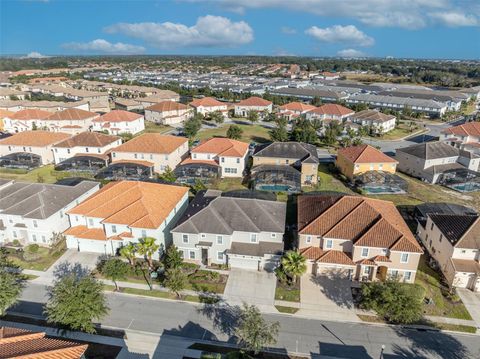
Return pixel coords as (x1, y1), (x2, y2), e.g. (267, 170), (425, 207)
(62, 39), (145, 54)
(104, 15), (254, 48)
(281, 26), (297, 34)
(23, 51), (49, 58)
(429, 11), (479, 26)
(305, 25), (374, 46)
(337, 48), (367, 57)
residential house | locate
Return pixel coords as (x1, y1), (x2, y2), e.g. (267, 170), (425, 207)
(347, 109), (397, 134)
(92, 110), (145, 135)
(190, 97), (228, 117)
(298, 194), (423, 283)
(0, 131), (71, 166)
(145, 101), (192, 126)
(114, 98), (143, 111)
(52, 131), (121, 164)
(0, 180), (99, 247)
(0, 109), (14, 131)
(0, 88), (28, 100)
(416, 212), (480, 291)
(305, 104), (354, 122)
(234, 97), (273, 118)
(137, 91), (181, 108)
(171, 190), (286, 270)
(42, 108), (100, 134)
(278, 102), (316, 121)
(111, 133), (188, 174)
(441, 122), (480, 152)
(396, 141), (480, 184)
(2, 109), (52, 132)
(64, 181), (189, 256)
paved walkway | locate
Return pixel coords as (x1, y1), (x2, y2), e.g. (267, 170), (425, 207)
(457, 289), (480, 329)
(424, 315), (478, 327)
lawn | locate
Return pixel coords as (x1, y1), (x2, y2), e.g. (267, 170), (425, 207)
(370, 126), (425, 141)
(208, 177), (247, 192)
(415, 256), (472, 320)
(104, 286), (218, 304)
(309, 163), (355, 194)
(275, 305), (299, 314)
(6, 246), (66, 271)
(275, 280), (301, 302)
(143, 121), (174, 134)
(196, 123), (271, 144)
(0, 165), (96, 184)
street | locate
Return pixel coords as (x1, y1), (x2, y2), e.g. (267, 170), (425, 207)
(12, 283), (480, 359)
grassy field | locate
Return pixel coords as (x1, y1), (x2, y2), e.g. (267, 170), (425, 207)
(196, 123), (271, 144)
(7, 246), (66, 271)
(143, 121), (174, 134)
(370, 126), (426, 141)
(310, 163), (355, 194)
(0, 165), (96, 184)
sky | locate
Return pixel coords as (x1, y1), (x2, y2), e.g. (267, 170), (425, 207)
(1, 0), (479, 59)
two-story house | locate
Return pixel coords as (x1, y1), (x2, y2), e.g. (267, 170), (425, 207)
(441, 122), (480, 153)
(417, 212), (480, 291)
(305, 104), (354, 122)
(92, 110), (145, 135)
(171, 190), (286, 271)
(346, 109), (396, 135)
(190, 97), (228, 118)
(64, 181), (189, 256)
(3, 109), (52, 133)
(144, 101), (192, 126)
(234, 97), (273, 118)
(42, 108), (99, 134)
(298, 194), (423, 283)
(0, 180), (99, 247)
(278, 102), (316, 121)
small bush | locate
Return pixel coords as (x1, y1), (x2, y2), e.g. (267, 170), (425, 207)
(26, 244), (39, 253)
(12, 239), (21, 247)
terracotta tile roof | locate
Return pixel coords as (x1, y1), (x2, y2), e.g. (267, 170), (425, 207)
(53, 131), (119, 148)
(317, 250), (355, 266)
(279, 102), (316, 112)
(191, 138), (249, 157)
(451, 258), (480, 274)
(10, 109), (52, 120)
(337, 144), (397, 164)
(64, 225), (109, 241)
(68, 181), (188, 229)
(300, 246), (324, 260)
(113, 133), (187, 154)
(356, 258), (376, 265)
(146, 101), (189, 112)
(190, 97), (226, 108)
(0, 109), (14, 118)
(0, 326), (87, 358)
(308, 104), (354, 116)
(237, 96), (272, 107)
(94, 109), (143, 123)
(298, 194), (422, 253)
(111, 159), (154, 167)
(0, 130), (71, 147)
(180, 158), (219, 166)
(373, 255), (391, 263)
(443, 122), (480, 137)
(45, 108), (98, 121)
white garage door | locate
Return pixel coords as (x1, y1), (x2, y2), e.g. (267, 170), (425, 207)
(315, 266), (353, 279)
(228, 256), (259, 270)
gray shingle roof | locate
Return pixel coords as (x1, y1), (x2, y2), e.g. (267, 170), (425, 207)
(397, 142), (459, 160)
(429, 214), (479, 249)
(253, 142), (319, 163)
(229, 242), (284, 256)
(0, 181), (98, 219)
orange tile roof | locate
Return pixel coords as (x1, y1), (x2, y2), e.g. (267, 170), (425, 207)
(68, 181), (188, 229)
(298, 195), (422, 253)
(53, 131), (119, 148)
(46, 108), (98, 121)
(0, 109), (14, 118)
(146, 101), (189, 112)
(94, 109), (143, 123)
(0, 326), (87, 358)
(373, 255), (391, 263)
(337, 144), (397, 164)
(317, 250), (355, 266)
(190, 97), (226, 108)
(191, 138), (249, 157)
(279, 102), (316, 112)
(309, 104), (354, 116)
(443, 122), (480, 137)
(356, 258), (376, 265)
(113, 133), (187, 154)
(10, 109), (52, 120)
(64, 225), (109, 241)
(180, 158), (219, 166)
(111, 159), (154, 167)
(300, 246), (324, 260)
(0, 130), (71, 147)
(237, 96), (272, 107)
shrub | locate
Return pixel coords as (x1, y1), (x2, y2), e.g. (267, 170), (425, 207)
(26, 244), (39, 253)
(12, 239), (21, 247)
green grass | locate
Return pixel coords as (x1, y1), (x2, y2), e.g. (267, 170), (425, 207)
(196, 123), (270, 144)
(311, 164), (355, 194)
(7, 246), (66, 271)
(275, 305), (299, 314)
(0, 164), (95, 184)
(368, 125), (425, 141)
(275, 282), (301, 302)
(415, 256), (473, 320)
(109, 286), (219, 304)
(433, 323), (477, 334)
(143, 121), (174, 134)
(208, 177), (247, 192)
(23, 274), (39, 280)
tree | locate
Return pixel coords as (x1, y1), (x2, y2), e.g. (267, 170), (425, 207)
(0, 248), (26, 316)
(360, 280), (425, 324)
(227, 124), (243, 140)
(119, 242), (137, 267)
(159, 166), (176, 183)
(137, 237), (159, 270)
(269, 119), (289, 142)
(280, 250), (307, 284)
(44, 269), (108, 333)
(352, 137), (364, 146)
(164, 268), (187, 298)
(235, 304), (280, 355)
(323, 128), (337, 146)
(311, 96), (322, 106)
(209, 110), (224, 125)
(165, 245), (183, 270)
(100, 258), (129, 291)
(292, 118), (317, 144)
(183, 115), (202, 139)
(191, 179), (207, 195)
(247, 110), (259, 125)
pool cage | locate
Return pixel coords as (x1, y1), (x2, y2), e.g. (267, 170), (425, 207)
(174, 163), (220, 184)
(95, 162), (153, 180)
(55, 155), (108, 173)
(250, 164), (301, 193)
(353, 171), (408, 194)
(0, 152), (42, 170)
(437, 168), (480, 192)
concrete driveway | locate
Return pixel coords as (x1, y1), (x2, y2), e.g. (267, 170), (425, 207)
(223, 268), (276, 309)
(297, 274), (360, 322)
(457, 289), (480, 329)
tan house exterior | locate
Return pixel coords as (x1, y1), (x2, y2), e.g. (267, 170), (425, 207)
(298, 194), (423, 283)
(145, 101), (192, 126)
(234, 97), (273, 118)
(190, 97), (228, 117)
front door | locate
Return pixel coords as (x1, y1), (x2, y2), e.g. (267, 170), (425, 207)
(201, 248), (208, 265)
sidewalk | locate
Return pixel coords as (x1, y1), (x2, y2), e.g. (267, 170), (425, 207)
(424, 315), (477, 327)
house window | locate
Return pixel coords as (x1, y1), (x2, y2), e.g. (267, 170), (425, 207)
(189, 251), (195, 259)
(32, 234), (37, 242)
(193, 153), (197, 159)
(13, 231), (17, 238)
(404, 271), (412, 282)
(250, 233), (258, 243)
(179, 250), (184, 258)
(236, 158), (240, 164)
(271, 233), (276, 239)
(42, 236), (46, 243)
(134, 154), (138, 159)
(306, 236), (312, 244)
(182, 234), (189, 243)
(439, 234), (442, 243)
(164, 155), (169, 160)
(221, 157), (225, 163)
(88, 218), (94, 226)
(390, 270), (399, 278)
(217, 251), (224, 261)
(325, 239), (333, 249)
(33, 220), (37, 228)
(381, 248), (387, 255)
(141, 230), (147, 238)
(361, 248), (369, 257)
(400, 253), (409, 263)
(217, 235), (223, 244)
(111, 225), (117, 234)
(431, 222), (434, 230)
(201, 233), (206, 239)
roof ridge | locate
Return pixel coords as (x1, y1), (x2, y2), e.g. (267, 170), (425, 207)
(323, 200), (370, 238)
(229, 198), (261, 233)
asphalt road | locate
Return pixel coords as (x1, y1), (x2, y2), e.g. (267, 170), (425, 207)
(12, 283), (480, 359)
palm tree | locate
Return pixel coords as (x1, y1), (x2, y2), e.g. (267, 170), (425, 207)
(281, 250), (307, 284)
(137, 237), (160, 270)
(119, 242), (137, 267)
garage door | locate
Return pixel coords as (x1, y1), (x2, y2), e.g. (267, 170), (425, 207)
(315, 266), (353, 279)
(228, 256), (259, 270)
